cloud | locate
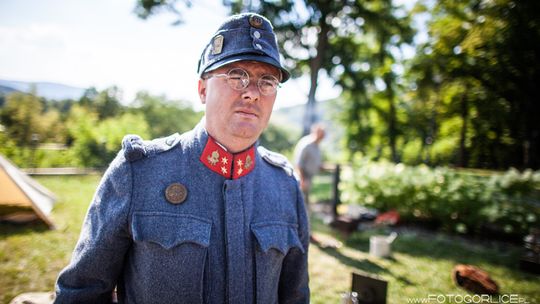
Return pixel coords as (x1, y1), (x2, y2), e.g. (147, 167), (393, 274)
(0, 24), (67, 50)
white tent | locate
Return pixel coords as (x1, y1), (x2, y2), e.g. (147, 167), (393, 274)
(0, 154), (56, 229)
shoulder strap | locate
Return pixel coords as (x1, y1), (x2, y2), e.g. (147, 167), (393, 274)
(257, 146), (294, 177)
(122, 133), (180, 162)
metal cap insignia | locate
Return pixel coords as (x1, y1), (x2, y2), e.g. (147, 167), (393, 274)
(249, 15), (263, 28)
(212, 35), (224, 55)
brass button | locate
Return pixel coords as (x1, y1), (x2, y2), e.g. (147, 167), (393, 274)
(165, 183), (188, 204)
(249, 15), (263, 28)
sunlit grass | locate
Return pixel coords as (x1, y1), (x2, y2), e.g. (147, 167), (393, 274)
(0, 175), (100, 304)
(308, 216), (539, 304)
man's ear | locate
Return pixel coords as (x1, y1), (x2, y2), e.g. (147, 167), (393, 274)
(198, 79), (207, 104)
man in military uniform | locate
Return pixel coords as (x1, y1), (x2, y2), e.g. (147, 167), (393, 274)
(55, 13), (309, 304)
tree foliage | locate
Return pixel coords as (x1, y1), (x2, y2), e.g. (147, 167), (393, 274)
(227, 1), (414, 143)
(0, 87), (201, 168)
(0, 92), (46, 147)
(0, 84), (296, 168)
(408, 0), (540, 169)
(79, 86), (124, 120)
(131, 91), (203, 138)
(3, 1), (538, 170)
(134, 0), (192, 25)
(132, 0), (414, 157)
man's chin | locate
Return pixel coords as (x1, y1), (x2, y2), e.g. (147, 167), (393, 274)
(230, 123), (262, 140)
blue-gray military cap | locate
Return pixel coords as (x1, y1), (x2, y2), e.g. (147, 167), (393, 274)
(197, 12), (290, 82)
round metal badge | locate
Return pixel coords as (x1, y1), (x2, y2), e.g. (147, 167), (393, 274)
(165, 183), (188, 204)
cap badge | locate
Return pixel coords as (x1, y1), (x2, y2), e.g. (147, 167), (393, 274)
(212, 35), (224, 55)
(165, 183), (188, 204)
(249, 15), (263, 28)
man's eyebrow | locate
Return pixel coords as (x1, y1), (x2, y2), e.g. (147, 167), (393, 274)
(249, 67), (281, 76)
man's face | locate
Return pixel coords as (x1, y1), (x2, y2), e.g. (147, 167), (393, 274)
(198, 61), (279, 149)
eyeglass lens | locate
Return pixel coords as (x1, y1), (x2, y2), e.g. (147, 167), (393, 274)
(226, 68), (279, 95)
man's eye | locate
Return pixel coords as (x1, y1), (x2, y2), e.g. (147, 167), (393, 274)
(261, 79), (277, 87)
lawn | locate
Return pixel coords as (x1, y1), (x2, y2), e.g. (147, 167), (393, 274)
(0, 175), (98, 303)
(0, 175), (538, 304)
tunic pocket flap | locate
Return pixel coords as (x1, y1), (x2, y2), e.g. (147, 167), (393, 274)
(251, 222), (305, 255)
(132, 212), (212, 250)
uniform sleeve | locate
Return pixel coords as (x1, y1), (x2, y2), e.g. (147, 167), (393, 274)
(278, 180), (310, 303)
(54, 153), (133, 304)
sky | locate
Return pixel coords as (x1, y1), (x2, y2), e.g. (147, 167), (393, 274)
(0, 0), (341, 110)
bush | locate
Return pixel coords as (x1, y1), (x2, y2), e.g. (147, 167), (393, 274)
(67, 107), (150, 168)
(340, 161), (540, 238)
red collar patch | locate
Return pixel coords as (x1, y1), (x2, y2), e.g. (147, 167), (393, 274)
(200, 136), (256, 179)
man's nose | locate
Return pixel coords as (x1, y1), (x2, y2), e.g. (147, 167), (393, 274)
(241, 81), (260, 102)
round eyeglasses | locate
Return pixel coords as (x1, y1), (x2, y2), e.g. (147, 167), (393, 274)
(204, 68), (280, 96)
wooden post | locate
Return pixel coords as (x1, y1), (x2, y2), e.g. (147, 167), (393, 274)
(332, 164), (341, 218)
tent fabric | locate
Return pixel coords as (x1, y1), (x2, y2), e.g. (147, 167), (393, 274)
(0, 154), (56, 229)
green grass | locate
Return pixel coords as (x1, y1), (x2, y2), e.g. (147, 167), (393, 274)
(1, 175), (539, 304)
(309, 218), (540, 303)
(309, 175), (539, 304)
(0, 175), (100, 304)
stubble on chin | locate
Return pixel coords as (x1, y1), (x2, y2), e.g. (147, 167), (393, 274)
(229, 121), (260, 140)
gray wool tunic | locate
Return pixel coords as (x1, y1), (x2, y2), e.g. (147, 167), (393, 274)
(54, 122), (310, 304)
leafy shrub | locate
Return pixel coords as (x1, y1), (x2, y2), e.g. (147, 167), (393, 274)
(340, 161), (540, 238)
(67, 106), (150, 168)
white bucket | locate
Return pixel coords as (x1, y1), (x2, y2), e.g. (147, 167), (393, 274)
(369, 232), (397, 258)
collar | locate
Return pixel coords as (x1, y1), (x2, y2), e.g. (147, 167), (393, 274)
(199, 136), (256, 179)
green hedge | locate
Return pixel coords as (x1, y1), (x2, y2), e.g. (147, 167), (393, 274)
(340, 161), (540, 238)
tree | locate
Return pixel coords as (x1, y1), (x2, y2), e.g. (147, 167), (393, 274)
(134, 0), (193, 25)
(66, 106), (103, 167)
(94, 86), (124, 120)
(132, 1), (412, 144)
(409, 0), (540, 169)
(328, 1), (413, 162)
(97, 112), (151, 163)
(227, 1), (412, 142)
(78, 86), (124, 120)
(130, 91), (203, 138)
(0, 92), (45, 147)
(67, 105), (151, 167)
